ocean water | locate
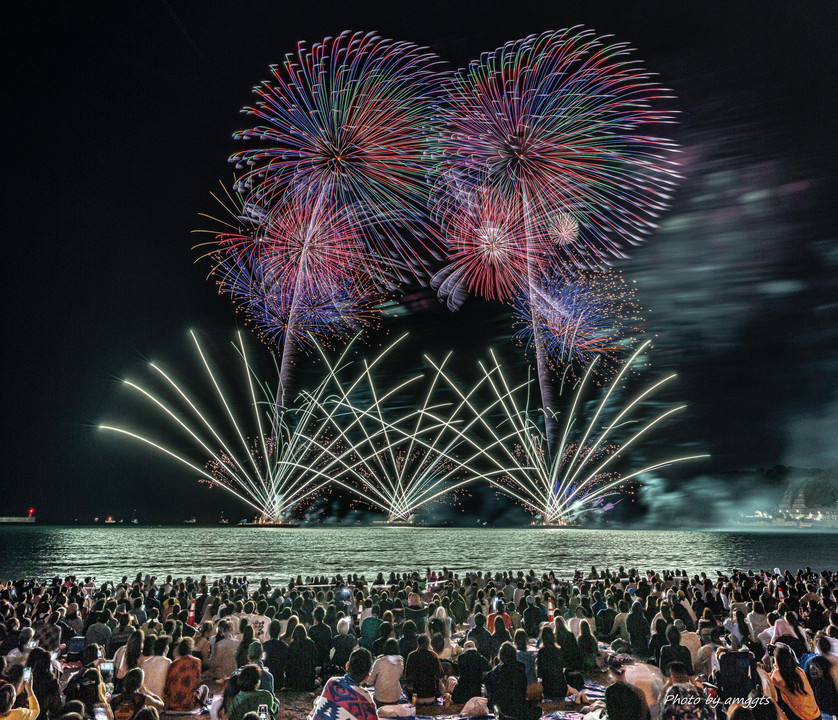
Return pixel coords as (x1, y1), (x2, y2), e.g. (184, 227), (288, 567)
(0, 526), (835, 582)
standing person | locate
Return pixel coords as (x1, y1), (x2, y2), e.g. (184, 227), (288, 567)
(309, 649), (377, 720)
(770, 645), (821, 720)
(368, 639), (403, 707)
(484, 642), (541, 720)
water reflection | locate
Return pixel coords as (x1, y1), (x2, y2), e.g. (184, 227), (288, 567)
(0, 527), (835, 581)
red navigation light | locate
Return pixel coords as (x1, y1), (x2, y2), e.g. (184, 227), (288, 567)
(29, 508), (34, 516)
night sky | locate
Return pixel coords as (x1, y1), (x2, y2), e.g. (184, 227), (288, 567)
(3, 1), (837, 524)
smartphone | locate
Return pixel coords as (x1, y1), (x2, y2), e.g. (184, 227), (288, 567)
(27, 640), (37, 649)
(94, 707), (108, 720)
(100, 662), (114, 676)
(23, 667), (31, 682)
(258, 704), (268, 720)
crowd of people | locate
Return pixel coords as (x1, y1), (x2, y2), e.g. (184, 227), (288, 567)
(0, 566), (836, 720)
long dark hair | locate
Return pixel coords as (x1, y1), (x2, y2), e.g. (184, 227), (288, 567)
(774, 645), (804, 694)
(491, 616), (511, 643)
(125, 629), (144, 670)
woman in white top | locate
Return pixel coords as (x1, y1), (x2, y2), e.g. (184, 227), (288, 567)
(368, 638), (404, 706)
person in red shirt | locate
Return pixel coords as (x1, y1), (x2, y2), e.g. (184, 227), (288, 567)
(487, 600), (513, 634)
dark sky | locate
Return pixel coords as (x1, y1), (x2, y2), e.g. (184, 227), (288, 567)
(3, 1), (837, 523)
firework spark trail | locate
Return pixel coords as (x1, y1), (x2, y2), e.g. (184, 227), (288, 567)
(433, 28), (680, 449)
(301, 336), (539, 521)
(427, 341), (707, 524)
(99, 331), (371, 522)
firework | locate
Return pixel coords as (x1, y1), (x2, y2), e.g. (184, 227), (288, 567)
(435, 28), (679, 264)
(432, 184), (551, 306)
(196, 185), (381, 401)
(427, 340), (707, 525)
(513, 269), (641, 374)
(231, 31), (445, 275)
(433, 28), (679, 445)
(99, 331), (365, 522)
(303, 336), (507, 522)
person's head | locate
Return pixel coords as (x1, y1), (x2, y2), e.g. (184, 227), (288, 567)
(817, 635), (833, 656)
(431, 633), (445, 654)
(384, 638), (400, 656)
(134, 708), (160, 720)
(666, 625), (681, 647)
(123, 667), (145, 695)
(474, 612), (485, 628)
(727, 706), (756, 720)
(347, 647), (373, 684)
(0, 683), (16, 715)
(176, 636), (193, 658)
(498, 641), (517, 665)
(79, 667), (107, 708)
(153, 634), (171, 656)
(417, 634), (430, 650)
(668, 661), (691, 683)
(604, 681), (646, 720)
(514, 628), (528, 651)
(292, 624), (307, 644)
(247, 641), (263, 662)
(493, 615), (506, 634)
(26, 647), (52, 677)
(267, 619), (281, 640)
(540, 625), (556, 646)
(237, 664), (262, 692)
(337, 617), (351, 636)
(240, 625), (254, 645)
(57, 700), (86, 719)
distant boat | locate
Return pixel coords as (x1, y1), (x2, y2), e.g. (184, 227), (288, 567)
(104, 516), (117, 524)
(131, 510), (138, 525)
(219, 513), (229, 525)
(184, 517), (197, 524)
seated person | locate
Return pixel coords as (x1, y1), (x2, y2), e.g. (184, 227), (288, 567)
(110, 668), (164, 720)
(484, 641), (541, 720)
(309, 648), (377, 720)
(404, 634), (444, 705)
(451, 641), (491, 706)
(163, 638), (209, 711)
(226, 665), (279, 720)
